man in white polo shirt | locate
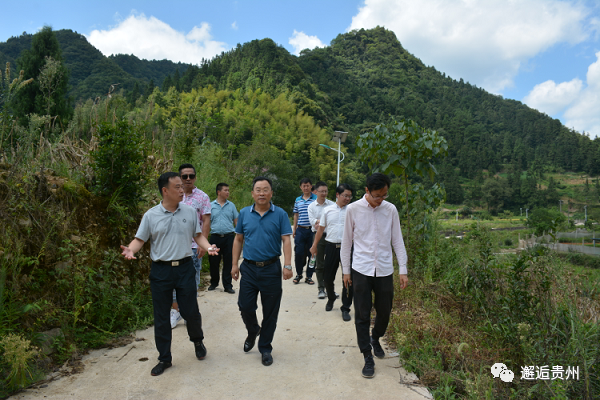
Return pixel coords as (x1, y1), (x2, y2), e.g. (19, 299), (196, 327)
(341, 173), (408, 379)
(120, 172), (219, 376)
(310, 183), (354, 321)
(307, 181), (334, 299)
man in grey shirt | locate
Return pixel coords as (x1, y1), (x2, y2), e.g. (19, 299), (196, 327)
(121, 172), (219, 376)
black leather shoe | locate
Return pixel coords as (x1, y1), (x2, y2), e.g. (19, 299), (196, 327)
(325, 299), (334, 311)
(342, 310), (351, 321)
(194, 341), (207, 360)
(150, 361), (172, 376)
(225, 287), (235, 294)
(371, 336), (385, 359)
(244, 328), (261, 352)
(261, 352), (273, 366)
(207, 285), (216, 291)
(362, 355), (375, 378)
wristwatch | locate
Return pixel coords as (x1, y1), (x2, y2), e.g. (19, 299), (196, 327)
(283, 264), (292, 270)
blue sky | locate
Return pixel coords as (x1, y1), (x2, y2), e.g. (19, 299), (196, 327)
(2, 0), (600, 137)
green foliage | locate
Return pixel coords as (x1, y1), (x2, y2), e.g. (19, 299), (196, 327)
(394, 221), (600, 399)
(0, 62), (33, 155)
(527, 208), (566, 236)
(91, 120), (145, 203)
(357, 116), (448, 248)
(12, 26), (71, 125)
(0, 333), (39, 390)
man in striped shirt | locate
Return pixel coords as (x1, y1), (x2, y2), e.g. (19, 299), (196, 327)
(292, 178), (317, 284)
(341, 173), (408, 379)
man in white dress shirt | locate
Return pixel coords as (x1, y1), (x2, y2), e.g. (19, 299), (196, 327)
(341, 173), (408, 379)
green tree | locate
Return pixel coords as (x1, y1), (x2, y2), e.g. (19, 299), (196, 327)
(357, 117), (448, 244)
(526, 208), (566, 236)
(0, 62), (33, 153)
(481, 177), (512, 213)
(13, 26), (71, 124)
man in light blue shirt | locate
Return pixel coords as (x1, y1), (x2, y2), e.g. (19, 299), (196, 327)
(120, 172), (219, 376)
(208, 182), (239, 293)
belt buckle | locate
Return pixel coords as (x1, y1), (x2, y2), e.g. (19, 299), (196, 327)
(256, 261), (265, 267)
(172, 261), (179, 266)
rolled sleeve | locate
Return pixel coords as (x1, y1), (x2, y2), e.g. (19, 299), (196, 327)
(391, 210), (407, 274)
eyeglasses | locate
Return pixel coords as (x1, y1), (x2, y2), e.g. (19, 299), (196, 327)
(181, 174), (196, 180)
(253, 189), (272, 194)
(341, 194), (352, 199)
(370, 194), (389, 200)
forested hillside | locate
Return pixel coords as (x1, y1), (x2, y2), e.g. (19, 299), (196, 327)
(0, 30), (190, 101)
(2, 26), (599, 181)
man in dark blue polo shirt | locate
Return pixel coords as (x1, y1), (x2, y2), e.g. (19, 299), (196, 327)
(231, 176), (293, 367)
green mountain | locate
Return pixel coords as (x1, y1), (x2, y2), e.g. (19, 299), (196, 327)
(0, 29), (190, 101)
(2, 27), (598, 180)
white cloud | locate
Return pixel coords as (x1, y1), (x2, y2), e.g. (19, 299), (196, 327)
(289, 30), (326, 56)
(523, 52), (600, 137)
(231, 21), (238, 30)
(87, 14), (227, 64)
(349, 0), (590, 93)
(523, 79), (583, 116)
(563, 52), (600, 137)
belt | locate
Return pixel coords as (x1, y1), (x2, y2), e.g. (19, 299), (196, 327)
(298, 225), (311, 229)
(244, 257), (279, 267)
(212, 232), (235, 237)
(326, 242), (342, 248)
(154, 256), (192, 267)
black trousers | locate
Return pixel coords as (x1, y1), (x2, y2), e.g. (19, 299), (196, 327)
(208, 233), (235, 289)
(294, 227), (313, 278)
(150, 259), (204, 363)
(352, 269), (394, 354)
(323, 242), (353, 311)
(315, 233), (327, 290)
(238, 259), (282, 354)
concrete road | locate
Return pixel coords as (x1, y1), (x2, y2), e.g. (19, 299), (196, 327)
(12, 267), (431, 400)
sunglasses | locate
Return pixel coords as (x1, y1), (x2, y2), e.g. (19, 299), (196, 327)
(181, 174), (196, 180)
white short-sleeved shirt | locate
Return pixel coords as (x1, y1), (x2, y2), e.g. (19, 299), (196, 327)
(135, 202), (201, 262)
(320, 203), (347, 244)
(308, 199), (335, 232)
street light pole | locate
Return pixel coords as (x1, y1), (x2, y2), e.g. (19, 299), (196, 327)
(526, 209), (529, 218)
(319, 131), (348, 187)
(559, 200), (563, 213)
(585, 205), (587, 222)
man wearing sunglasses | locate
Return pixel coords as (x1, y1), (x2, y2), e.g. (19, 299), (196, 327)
(341, 173), (408, 379)
(169, 164), (212, 329)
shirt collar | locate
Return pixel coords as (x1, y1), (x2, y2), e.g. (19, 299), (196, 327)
(251, 202), (275, 214)
(159, 201), (180, 213)
(360, 194), (379, 209)
(297, 193), (317, 201)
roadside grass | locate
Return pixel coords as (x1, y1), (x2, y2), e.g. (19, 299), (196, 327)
(389, 222), (600, 399)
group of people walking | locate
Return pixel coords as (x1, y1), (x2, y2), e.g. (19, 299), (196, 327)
(120, 166), (408, 379)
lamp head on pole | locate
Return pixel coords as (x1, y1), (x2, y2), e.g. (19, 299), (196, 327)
(333, 131), (348, 143)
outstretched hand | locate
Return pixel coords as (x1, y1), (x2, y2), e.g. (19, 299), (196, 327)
(207, 245), (219, 256)
(120, 245), (136, 260)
